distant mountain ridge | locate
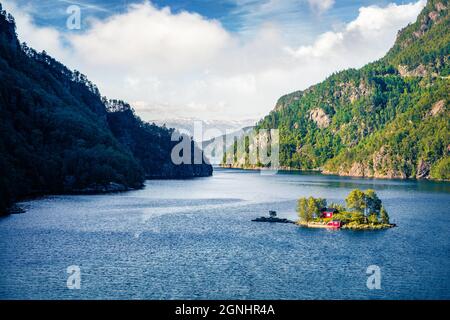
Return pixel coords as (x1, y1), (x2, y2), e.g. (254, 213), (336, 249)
(203, 126), (254, 165)
(151, 118), (257, 141)
(228, 0), (449, 180)
(0, 6), (212, 214)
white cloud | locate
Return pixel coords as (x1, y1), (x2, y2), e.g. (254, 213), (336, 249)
(286, 0), (426, 63)
(1, 0), (426, 122)
(69, 3), (230, 75)
(347, 1), (426, 33)
(308, 0), (335, 13)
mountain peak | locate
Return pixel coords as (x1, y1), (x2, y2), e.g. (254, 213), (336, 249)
(399, 0), (447, 41)
(385, 0), (449, 75)
(0, 5), (17, 43)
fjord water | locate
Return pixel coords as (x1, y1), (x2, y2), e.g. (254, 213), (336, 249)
(0, 169), (449, 299)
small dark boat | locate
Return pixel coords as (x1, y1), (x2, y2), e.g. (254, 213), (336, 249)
(252, 211), (295, 224)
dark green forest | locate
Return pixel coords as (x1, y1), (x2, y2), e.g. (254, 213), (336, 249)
(0, 6), (212, 214)
(229, 0), (449, 181)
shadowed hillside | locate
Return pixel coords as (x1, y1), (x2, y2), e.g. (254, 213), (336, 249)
(0, 6), (212, 214)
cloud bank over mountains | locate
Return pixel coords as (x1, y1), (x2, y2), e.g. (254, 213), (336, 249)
(2, 0), (426, 121)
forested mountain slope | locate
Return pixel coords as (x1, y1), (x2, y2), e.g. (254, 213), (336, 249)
(0, 6), (211, 214)
(106, 99), (213, 179)
(229, 0), (449, 180)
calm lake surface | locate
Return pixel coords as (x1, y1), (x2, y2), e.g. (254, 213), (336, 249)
(1, 168), (449, 299)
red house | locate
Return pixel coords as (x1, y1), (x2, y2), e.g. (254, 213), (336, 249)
(327, 221), (342, 229)
(321, 208), (339, 219)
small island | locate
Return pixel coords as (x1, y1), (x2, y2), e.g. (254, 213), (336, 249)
(252, 211), (296, 224)
(296, 189), (395, 230)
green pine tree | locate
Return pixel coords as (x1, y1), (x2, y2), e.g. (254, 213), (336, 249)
(380, 206), (390, 224)
(297, 197), (309, 222)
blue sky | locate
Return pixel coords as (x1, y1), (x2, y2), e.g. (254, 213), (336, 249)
(2, 0), (426, 123)
(9, 0), (413, 42)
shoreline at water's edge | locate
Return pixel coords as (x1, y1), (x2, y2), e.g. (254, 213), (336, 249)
(219, 165), (449, 182)
(1, 183), (143, 216)
(1, 171), (214, 216)
(297, 221), (396, 230)
(320, 169), (450, 183)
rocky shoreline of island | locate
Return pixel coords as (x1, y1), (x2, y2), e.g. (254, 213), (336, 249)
(297, 221), (396, 230)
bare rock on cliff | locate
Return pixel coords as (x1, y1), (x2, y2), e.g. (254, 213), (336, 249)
(417, 159), (431, 179)
(427, 100), (446, 117)
(435, 2), (447, 12)
(373, 146), (391, 174)
(309, 108), (331, 129)
(368, 145), (409, 179)
(347, 162), (370, 177)
(413, 2), (446, 38)
(398, 64), (428, 77)
(334, 81), (371, 103)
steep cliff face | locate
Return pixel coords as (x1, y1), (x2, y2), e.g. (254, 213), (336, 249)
(323, 0), (449, 180)
(228, 0), (449, 180)
(0, 7), (211, 214)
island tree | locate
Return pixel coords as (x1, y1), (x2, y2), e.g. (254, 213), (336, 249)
(346, 189), (382, 216)
(380, 206), (390, 224)
(345, 189), (366, 213)
(365, 189), (382, 216)
(328, 202), (346, 212)
(297, 198), (310, 222)
(297, 197), (326, 222)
